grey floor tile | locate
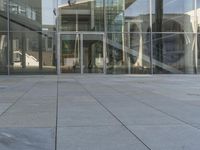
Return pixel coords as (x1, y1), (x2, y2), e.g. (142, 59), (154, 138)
(0, 111), (56, 128)
(18, 96), (57, 103)
(95, 98), (182, 125)
(0, 128), (55, 150)
(7, 102), (56, 113)
(0, 104), (12, 115)
(57, 126), (148, 150)
(128, 125), (200, 150)
(58, 100), (120, 126)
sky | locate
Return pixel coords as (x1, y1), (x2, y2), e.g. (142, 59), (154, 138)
(42, 0), (56, 25)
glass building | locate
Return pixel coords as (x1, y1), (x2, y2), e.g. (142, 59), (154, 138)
(0, 0), (200, 75)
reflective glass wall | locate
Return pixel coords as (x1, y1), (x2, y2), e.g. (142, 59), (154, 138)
(1, 0), (200, 74)
(1, 0), (57, 74)
(152, 0), (196, 74)
(197, 0), (200, 73)
(0, 0), (8, 74)
(106, 0), (151, 74)
(58, 0), (104, 31)
(58, 0), (199, 74)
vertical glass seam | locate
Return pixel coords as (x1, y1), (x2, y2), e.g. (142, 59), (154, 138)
(150, 0), (153, 75)
(7, 0), (10, 75)
(56, 0), (60, 75)
(195, 0), (198, 73)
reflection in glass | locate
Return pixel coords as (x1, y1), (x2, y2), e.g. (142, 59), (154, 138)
(10, 32), (56, 74)
(153, 33), (195, 74)
(61, 34), (81, 73)
(58, 0), (150, 32)
(83, 34), (103, 73)
(58, 0), (104, 31)
(0, 0), (199, 75)
(10, 0), (56, 31)
(0, 0), (7, 31)
(0, 32), (8, 74)
(106, 33), (151, 74)
(198, 34), (200, 73)
(197, 0), (200, 32)
(152, 0), (195, 32)
(125, 0), (150, 32)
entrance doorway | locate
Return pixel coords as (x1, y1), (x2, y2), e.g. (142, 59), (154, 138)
(59, 33), (105, 74)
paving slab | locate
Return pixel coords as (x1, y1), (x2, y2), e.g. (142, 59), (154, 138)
(0, 111), (56, 128)
(0, 104), (12, 115)
(128, 125), (200, 150)
(0, 128), (55, 150)
(57, 126), (148, 150)
(0, 75), (200, 150)
(7, 102), (56, 113)
(58, 100), (120, 126)
(90, 94), (182, 126)
(18, 96), (57, 103)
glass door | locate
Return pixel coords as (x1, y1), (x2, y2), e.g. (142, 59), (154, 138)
(60, 33), (105, 74)
(60, 34), (81, 73)
(83, 34), (104, 73)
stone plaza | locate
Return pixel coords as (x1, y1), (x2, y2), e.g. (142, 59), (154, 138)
(0, 75), (200, 150)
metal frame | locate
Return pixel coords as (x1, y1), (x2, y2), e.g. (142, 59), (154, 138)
(58, 32), (106, 75)
(7, 0), (10, 75)
(150, 0), (153, 75)
(194, 0), (198, 73)
(3, 0), (199, 75)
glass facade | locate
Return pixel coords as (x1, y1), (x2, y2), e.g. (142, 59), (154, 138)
(0, 0), (200, 74)
(0, 0), (57, 74)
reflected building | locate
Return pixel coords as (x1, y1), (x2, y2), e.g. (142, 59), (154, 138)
(0, 0), (200, 75)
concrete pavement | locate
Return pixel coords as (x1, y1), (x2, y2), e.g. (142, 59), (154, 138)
(0, 75), (200, 150)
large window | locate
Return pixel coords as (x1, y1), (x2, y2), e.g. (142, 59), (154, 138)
(153, 33), (196, 74)
(151, 0), (196, 74)
(0, 0), (7, 31)
(106, 33), (151, 74)
(10, 0), (57, 32)
(105, 0), (150, 32)
(152, 0), (195, 32)
(9, 31), (56, 74)
(1, 0), (200, 74)
(58, 0), (104, 31)
(197, 0), (200, 73)
(0, 0), (8, 74)
(0, 32), (8, 74)
(7, 0), (57, 74)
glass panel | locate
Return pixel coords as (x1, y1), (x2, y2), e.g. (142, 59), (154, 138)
(197, 0), (200, 32)
(106, 0), (150, 32)
(124, 0), (150, 33)
(105, 0), (124, 32)
(198, 34), (200, 73)
(10, 31), (56, 74)
(0, 0), (7, 31)
(10, 0), (57, 31)
(153, 33), (195, 74)
(152, 0), (195, 32)
(61, 34), (81, 73)
(83, 34), (103, 73)
(0, 32), (8, 74)
(58, 0), (104, 31)
(106, 33), (151, 74)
